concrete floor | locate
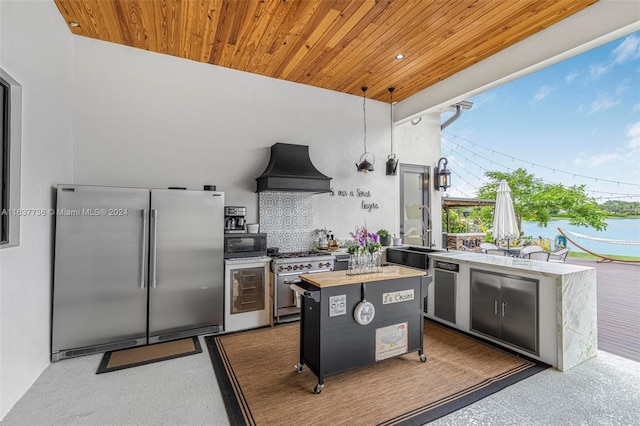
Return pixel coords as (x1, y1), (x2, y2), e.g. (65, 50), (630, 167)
(1, 336), (639, 425)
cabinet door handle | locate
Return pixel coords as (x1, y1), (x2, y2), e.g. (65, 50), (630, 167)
(150, 209), (158, 288)
(494, 300), (498, 315)
(502, 301), (506, 317)
(140, 209), (148, 289)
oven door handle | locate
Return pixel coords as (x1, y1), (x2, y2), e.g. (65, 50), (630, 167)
(290, 283), (320, 302)
(284, 279), (302, 285)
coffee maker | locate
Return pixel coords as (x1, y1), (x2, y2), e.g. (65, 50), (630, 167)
(224, 206), (247, 234)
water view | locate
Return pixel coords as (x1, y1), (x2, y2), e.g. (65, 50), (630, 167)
(521, 218), (640, 257)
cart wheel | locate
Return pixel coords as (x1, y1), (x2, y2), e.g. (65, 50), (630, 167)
(314, 383), (324, 394)
(295, 363), (303, 373)
(420, 354), (427, 362)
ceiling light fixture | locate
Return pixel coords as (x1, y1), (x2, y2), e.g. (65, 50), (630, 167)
(434, 157), (451, 191)
(385, 87), (398, 176)
(395, 54), (405, 60)
(69, 21), (80, 27)
(356, 86), (374, 174)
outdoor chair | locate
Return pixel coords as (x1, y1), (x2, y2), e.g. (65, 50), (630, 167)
(480, 242), (499, 253)
(524, 251), (550, 261)
(548, 248), (570, 263)
(485, 249), (508, 256)
(519, 245), (544, 258)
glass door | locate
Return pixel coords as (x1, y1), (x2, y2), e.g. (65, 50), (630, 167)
(399, 164), (431, 246)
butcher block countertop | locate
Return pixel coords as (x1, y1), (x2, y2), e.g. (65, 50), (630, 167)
(300, 265), (426, 288)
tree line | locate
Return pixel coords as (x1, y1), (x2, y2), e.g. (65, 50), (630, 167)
(443, 168), (627, 235)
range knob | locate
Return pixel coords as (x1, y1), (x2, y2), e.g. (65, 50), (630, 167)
(286, 265), (292, 271)
(307, 263), (312, 269)
(278, 266), (284, 272)
(299, 264), (305, 270)
(293, 265), (299, 270)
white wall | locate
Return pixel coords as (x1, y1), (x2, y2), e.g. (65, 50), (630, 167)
(0, 0), (74, 419)
(72, 37), (441, 240)
(0, 3), (441, 418)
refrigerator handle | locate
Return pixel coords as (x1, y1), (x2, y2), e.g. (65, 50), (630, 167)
(140, 209), (148, 289)
(150, 209), (158, 288)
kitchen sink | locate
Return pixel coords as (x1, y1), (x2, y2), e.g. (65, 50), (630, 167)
(386, 246), (444, 270)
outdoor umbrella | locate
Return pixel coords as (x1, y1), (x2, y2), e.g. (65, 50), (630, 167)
(492, 179), (520, 248)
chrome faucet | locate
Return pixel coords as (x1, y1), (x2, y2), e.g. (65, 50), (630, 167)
(419, 205), (433, 248)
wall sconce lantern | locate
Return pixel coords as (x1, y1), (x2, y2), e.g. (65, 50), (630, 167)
(434, 157), (451, 191)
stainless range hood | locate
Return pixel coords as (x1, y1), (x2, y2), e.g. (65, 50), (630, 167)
(256, 143), (332, 193)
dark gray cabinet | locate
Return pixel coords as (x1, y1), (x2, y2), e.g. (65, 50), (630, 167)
(470, 269), (539, 355)
(434, 269), (456, 324)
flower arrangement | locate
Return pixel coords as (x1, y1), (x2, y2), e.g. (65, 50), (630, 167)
(347, 226), (381, 254)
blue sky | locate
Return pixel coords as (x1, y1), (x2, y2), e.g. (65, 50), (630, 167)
(443, 31), (640, 203)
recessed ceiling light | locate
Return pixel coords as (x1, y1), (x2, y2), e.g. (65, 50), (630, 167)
(69, 21), (80, 27)
(395, 54), (405, 60)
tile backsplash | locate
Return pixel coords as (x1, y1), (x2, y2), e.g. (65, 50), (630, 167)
(259, 192), (315, 252)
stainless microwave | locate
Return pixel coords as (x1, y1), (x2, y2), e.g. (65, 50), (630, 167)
(223, 233), (267, 259)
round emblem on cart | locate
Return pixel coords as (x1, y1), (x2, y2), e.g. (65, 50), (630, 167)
(354, 300), (375, 325)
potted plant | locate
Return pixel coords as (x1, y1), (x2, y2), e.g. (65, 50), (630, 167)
(377, 229), (391, 246)
(392, 233), (402, 246)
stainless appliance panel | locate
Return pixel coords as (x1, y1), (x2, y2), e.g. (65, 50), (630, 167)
(148, 189), (224, 340)
(277, 273), (300, 314)
(500, 276), (538, 354)
(52, 185), (149, 353)
(470, 270), (501, 339)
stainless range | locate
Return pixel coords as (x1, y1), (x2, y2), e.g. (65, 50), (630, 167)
(271, 252), (334, 323)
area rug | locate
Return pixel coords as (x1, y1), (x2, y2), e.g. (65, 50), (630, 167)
(205, 320), (548, 425)
(96, 337), (202, 374)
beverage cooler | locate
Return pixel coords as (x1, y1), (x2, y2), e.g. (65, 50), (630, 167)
(224, 257), (271, 332)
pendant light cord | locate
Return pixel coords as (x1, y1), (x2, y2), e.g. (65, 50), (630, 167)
(362, 86), (368, 154)
(389, 87), (395, 154)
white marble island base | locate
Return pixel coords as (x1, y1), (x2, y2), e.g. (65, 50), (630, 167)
(428, 251), (597, 371)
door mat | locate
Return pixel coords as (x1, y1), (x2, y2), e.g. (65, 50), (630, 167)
(97, 337), (202, 374)
(205, 320), (548, 425)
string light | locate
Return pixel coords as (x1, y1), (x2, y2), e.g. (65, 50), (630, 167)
(442, 134), (640, 201)
(443, 130), (640, 188)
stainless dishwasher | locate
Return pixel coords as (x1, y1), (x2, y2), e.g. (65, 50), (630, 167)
(433, 260), (458, 324)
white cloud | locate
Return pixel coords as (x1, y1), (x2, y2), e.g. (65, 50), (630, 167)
(615, 83), (628, 96)
(612, 34), (640, 65)
(626, 121), (640, 149)
(633, 103), (640, 113)
(586, 34), (640, 81)
(588, 93), (620, 114)
(573, 152), (622, 167)
(589, 63), (609, 78)
(571, 121), (640, 170)
(532, 85), (552, 102)
(565, 71), (578, 84)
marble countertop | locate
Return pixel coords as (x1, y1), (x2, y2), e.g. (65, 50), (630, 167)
(430, 251), (594, 276)
(300, 265), (426, 288)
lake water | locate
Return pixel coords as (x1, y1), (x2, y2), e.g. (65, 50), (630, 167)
(521, 218), (640, 257)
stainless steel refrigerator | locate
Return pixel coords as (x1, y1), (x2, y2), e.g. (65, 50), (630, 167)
(52, 185), (225, 361)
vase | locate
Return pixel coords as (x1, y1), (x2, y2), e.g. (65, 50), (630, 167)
(347, 251), (382, 275)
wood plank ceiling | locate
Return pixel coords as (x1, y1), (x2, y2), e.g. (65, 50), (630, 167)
(54, 0), (597, 103)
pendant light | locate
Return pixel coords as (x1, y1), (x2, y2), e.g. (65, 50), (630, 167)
(356, 86), (375, 174)
(385, 87), (398, 176)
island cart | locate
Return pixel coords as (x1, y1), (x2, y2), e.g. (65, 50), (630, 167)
(294, 265), (431, 393)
